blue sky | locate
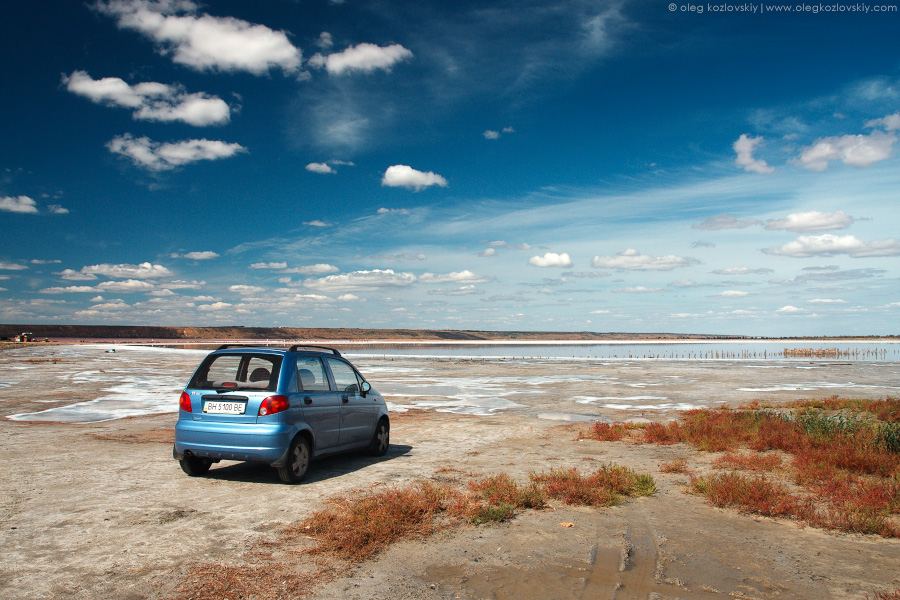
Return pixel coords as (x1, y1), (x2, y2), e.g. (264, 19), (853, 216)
(1, 0), (899, 335)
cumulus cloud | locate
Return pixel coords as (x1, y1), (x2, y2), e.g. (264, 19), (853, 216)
(0, 195), (39, 214)
(96, 279), (156, 292)
(229, 284), (265, 294)
(797, 131), (895, 171)
(280, 264), (340, 275)
(764, 210), (854, 232)
(777, 305), (804, 313)
(865, 112), (900, 131)
(591, 249), (698, 271)
(198, 301), (232, 311)
(250, 262), (288, 269)
(692, 214), (762, 230)
(528, 252), (573, 268)
(483, 130), (500, 140)
(419, 270), (493, 284)
(381, 165), (448, 191)
(58, 269), (98, 281)
(94, 0), (301, 75)
(308, 43), (413, 75)
(107, 134), (247, 171)
(180, 251), (219, 260)
(712, 267), (774, 275)
(303, 269), (416, 292)
(305, 162), (335, 174)
(81, 262), (173, 278)
(763, 234), (900, 258)
(64, 70), (230, 126)
(733, 134), (774, 174)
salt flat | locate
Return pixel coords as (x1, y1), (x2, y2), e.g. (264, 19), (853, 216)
(1, 344), (899, 599)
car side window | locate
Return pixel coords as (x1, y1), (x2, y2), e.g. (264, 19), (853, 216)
(327, 358), (362, 394)
(296, 357), (331, 392)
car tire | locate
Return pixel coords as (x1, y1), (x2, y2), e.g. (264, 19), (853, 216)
(179, 455), (212, 477)
(369, 419), (390, 457)
(277, 437), (310, 484)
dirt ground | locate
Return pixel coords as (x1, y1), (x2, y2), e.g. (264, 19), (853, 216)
(2, 347), (900, 599)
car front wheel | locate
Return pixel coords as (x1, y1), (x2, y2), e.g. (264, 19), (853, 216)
(277, 437), (310, 483)
(369, 420), (390, 457)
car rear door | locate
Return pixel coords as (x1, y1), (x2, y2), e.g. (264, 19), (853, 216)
(295, 356), (341, 451)
(326, 357), (376, 446)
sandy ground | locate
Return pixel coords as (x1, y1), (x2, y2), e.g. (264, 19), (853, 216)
(2, 346), (900, 599)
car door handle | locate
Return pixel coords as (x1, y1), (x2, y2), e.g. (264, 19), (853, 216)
(342, 395), (349, 403)
(304, 396), (312, 405)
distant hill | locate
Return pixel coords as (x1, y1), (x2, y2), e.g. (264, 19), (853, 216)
(0, 324), (748, 342)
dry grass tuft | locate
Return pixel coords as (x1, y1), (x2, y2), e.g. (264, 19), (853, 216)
(582, 398), (900, 538)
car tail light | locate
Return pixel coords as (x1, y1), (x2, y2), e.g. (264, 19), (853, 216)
(179, 391), (192, 413)
(259, 395), (289, 416)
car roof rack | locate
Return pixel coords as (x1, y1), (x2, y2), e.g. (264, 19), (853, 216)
(287, 345), (341, 356)
(215, 343), (341, 356)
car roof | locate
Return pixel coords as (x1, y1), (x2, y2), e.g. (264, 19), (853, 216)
(213, 344), (342, 357)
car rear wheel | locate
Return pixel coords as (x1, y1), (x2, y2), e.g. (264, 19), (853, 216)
(179, 455), (212, 476)
(277, 437), (310, 483)
(369, 420), (390, 457)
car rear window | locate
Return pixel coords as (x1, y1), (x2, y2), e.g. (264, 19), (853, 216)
(189, 353), (282, 392)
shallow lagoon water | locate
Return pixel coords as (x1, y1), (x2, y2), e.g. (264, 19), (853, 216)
(1, 342), (898, 423)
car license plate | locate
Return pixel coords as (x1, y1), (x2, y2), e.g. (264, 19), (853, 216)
(204, 401), (246, 414)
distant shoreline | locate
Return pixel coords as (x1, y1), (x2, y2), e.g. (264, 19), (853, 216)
(0, 323), (896, 346)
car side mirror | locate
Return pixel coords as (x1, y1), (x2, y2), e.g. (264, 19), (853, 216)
(361, 381), (371, 397)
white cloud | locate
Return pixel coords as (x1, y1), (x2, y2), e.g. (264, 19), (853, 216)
(64, 70), (230, 126)
(0, 196), (39, 214)
(308, 43), (413, 75)
(250, 262), (288, 269)
(337, 294), (362, 302)
(719, 290), (749, 297)
(198, 301), (232, 311)
(304, 269), (416, 292)
(777, 305), (804, 313)
(281, 264), (340, 275)
(614, 286), (663, 293)
(528, 252), (573, 268)
(733, 134), (774, 174)
(692, 214), (762, 230)
(809, 298), (847, 304)
(40, 286), (96, 294)
(763, 234), (900, 258)
(483, 130), (500, 140)
(107, 134), (247, 171)
(419, 270), (493, 284)
(377, 207), (411, 215)
(48, 205), (70, 215)
(229, 284), (265, 294)
(182, 251), (219, 260)
(711, 267), (773, 275)
(591, 249), (698, 271)
(304, 220), (330, 227)
(95, 0), (301, 75)
(865, 111), (900, 131)
(381, 165), (448, 191)
(797, 131), (895, 171)
(479, 248), (497, 257)
(764, 210), (854, 232)
(306, 162), (335, 174)
(96, 279), (156, 292)
(58, 269), (98, 281)
(81, 262), (173, 278)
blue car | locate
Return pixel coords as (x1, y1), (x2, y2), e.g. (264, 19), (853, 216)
(173, 345), (390, 483)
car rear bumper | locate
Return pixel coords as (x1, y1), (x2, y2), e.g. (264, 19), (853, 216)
(174, 420), (294, 464)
